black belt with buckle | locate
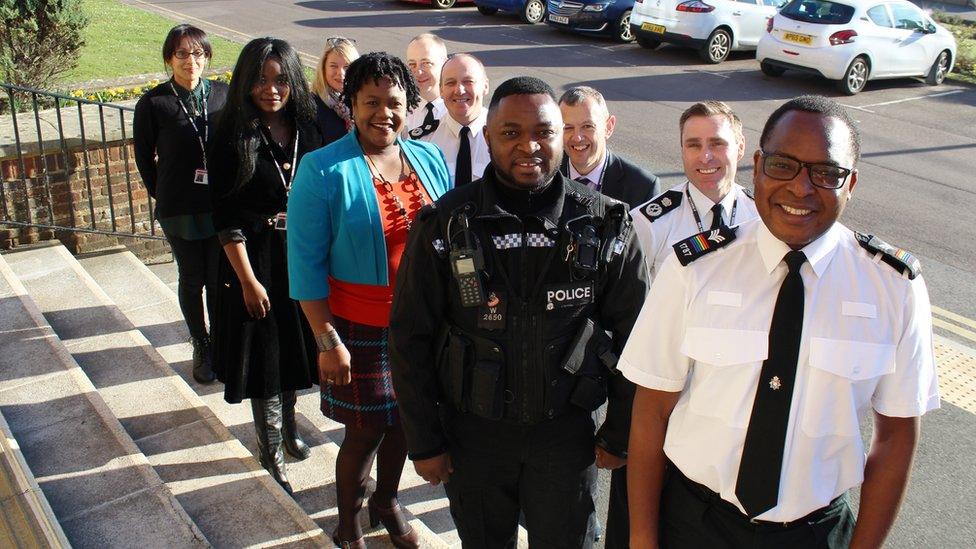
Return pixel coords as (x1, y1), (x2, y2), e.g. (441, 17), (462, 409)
(674, 466), (845, 530)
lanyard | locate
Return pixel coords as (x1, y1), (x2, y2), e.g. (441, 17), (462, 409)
(169, 81), (208, 169)
(259, 126), (300, 192)
(686, 182), (737, 233)
(575, 153), (610, 192)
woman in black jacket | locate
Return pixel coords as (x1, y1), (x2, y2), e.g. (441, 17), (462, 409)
(208, 37), (321, 494)
(134, 24), (227, 384)
(310, 36), (358, 146)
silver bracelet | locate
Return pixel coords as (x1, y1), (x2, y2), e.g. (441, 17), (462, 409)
(315, 328), (343, 352)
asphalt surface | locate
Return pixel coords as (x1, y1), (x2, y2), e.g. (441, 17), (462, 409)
(123, 0), (976, 546)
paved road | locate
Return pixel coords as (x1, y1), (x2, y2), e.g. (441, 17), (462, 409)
(124, 0), (976, 546)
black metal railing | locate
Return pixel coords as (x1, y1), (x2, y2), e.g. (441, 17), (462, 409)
(0, 82), (164, 242)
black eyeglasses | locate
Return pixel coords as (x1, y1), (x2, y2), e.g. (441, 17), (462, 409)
(758, 150), (853, 190)
(174, 49), (207, 60)
(326, 36), (356, 47)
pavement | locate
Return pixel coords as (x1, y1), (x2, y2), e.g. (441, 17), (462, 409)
(117, 0), (976, 546)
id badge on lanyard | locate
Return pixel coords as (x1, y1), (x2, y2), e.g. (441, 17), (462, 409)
(171, 82), (209, 185)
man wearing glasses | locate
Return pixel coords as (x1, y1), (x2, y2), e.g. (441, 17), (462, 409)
(621, 95), (938, 548)
(631, 101), (758, 279)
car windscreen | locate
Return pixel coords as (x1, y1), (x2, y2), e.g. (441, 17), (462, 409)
(780, 0), (855, 24)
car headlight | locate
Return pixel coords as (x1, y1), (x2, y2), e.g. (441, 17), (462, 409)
(582, 2), (611, 11)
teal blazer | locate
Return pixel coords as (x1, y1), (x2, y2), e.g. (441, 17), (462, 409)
(288, 131), (451, 300)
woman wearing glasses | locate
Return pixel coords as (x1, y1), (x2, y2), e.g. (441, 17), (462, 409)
(134, 24), (227, 385)
(311, 36), (359, 146)
(208, 37), (322, 494)
(288, 52), (451, 548)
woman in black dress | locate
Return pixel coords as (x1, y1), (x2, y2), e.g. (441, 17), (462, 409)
(134, 24), (226, 384)
(208, 37), (321, 493)
(310, 36), (358, 145)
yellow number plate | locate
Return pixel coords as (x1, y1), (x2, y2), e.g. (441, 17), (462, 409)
(641, 22), (666, 34)
(783, 32), (813, 45)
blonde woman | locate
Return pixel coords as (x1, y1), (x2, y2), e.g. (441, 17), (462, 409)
(312, 36), (359, 145)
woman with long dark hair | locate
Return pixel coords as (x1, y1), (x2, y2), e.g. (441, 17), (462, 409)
(134, 24), (226, 384)
(288, 52), (451, 547)
(208, 37), (321, 494)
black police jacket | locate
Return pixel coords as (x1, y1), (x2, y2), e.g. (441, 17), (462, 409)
(390, 167), (649, 460)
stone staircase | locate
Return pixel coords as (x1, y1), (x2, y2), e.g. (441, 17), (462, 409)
(0, 242), (460, 548)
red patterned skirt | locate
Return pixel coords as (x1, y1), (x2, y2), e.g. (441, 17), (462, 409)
(321, 316), (400, 429)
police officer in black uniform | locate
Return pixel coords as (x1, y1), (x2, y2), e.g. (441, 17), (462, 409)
(389, 77), (649, 548)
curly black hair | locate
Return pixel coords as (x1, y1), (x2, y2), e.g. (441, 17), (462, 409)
(761, 95), (861, 163)
(488, 76), (556, 112)
(342, 51), (421, 114)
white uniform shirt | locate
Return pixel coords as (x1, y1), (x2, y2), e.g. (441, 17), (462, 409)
(630, 182), (758, 278)
(404, 97), (446, 136)
(619, 218), (939, 522)
(419, 110), (490, 186)
(568, 152), (608, 192)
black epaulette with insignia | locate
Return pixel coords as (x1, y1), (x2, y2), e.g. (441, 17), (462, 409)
(741, 187), (755, 200)
(408, 119), (439, 139)
(855, 232), (921, 279)
(673, 225), (737, 266)
(639, 190), (682, 223)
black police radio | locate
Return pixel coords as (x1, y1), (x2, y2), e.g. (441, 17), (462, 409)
(448, 208), (487, 307)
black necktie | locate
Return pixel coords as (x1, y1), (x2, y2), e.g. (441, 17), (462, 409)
(735, 250), (807, 518)
(455, 126), (472, 186)
(709, 203), (724, 230)
(575, 176), (591, 188)
(421, 101), (435, 129)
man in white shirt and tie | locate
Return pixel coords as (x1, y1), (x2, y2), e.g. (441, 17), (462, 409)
(416, 53), (491, 187)
(405, 33), (448, 137)
(631, 101), (758, 278)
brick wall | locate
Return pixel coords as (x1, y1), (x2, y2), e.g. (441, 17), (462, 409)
(0, 139), (172, 261)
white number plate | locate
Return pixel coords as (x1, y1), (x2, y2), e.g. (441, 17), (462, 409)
(549, 14), (570, 24)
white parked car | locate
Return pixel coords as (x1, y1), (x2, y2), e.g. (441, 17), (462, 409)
(757, 0), (957, 94)
(630, 0), (787, 63)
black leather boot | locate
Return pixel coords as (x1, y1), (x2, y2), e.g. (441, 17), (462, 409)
(251, 395), (293, 495)
(282, 391), (312, 460)
(190, 336), (216, 383)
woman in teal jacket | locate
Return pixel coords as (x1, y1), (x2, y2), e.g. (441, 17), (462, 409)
(287, 52), (450, 549)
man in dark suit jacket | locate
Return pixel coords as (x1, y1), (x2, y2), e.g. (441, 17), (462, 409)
(558, 86), (660, 548)
(559, 86), (660, 209)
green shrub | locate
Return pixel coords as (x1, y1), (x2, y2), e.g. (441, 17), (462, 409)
(0, 0), (89, 90)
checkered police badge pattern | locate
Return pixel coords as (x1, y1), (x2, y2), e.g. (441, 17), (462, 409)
(491, 233), (556, 250)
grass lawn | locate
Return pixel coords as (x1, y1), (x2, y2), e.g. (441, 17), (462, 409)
(61, 0), (243, 84)
(934, 14), (976, 85)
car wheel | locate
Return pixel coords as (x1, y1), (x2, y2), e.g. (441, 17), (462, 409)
(616, 10), (635, 43)
(700, 28), (731, 64)
(521, 0), (545, 24)
(760, 60), (785, 77)
(433, 0), (455, 8)
(636, 34), (661, 49)
(837, 56), (869, 95)
(926, 50), (950, 85)
(477, 5), (498, 14)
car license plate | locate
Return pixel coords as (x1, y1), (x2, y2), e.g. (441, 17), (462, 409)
(641, 22), (666, 34)
(783, 32), (812, 45)
(549, 14), (569, 24)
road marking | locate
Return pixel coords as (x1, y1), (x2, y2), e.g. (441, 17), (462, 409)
(933, 306), (976, 331)
(935, 336), (976, 414)
(933, 307), (976, 345)
(854, 89), (965, 109)
(687, 69), (732, 79)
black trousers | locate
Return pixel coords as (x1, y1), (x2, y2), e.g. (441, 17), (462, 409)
(445, 410), (596, 549)
(603, 466), (629, 549)
(661, 468), (855, 549)
(164, 232), (220, 340)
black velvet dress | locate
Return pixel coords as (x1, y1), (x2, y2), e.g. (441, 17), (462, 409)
(208, 120), (322, 403)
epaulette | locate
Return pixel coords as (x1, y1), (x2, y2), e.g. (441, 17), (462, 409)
(741, 187), (755, 200)
(672, 225), (737, 266)
(408, 119), (439, 139)
(639, 190), (682, 222)
(855, 232), (921, 279)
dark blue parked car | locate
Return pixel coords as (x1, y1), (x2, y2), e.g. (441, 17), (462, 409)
(545, 0), (636, 42)
(475, 0), (548, 24)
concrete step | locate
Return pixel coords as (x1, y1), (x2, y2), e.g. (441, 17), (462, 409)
(88, 249), (457, 547)
(0, 252), (209, 548)
(0, 408), (71, 548)
(5, 243), (327, 548)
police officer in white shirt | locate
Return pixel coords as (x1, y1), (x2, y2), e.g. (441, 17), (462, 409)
(415, 53), (491, 187)
(631, 101), (758, 278)
(405, 33), (448, 136)
(622, 95), (939, 549)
